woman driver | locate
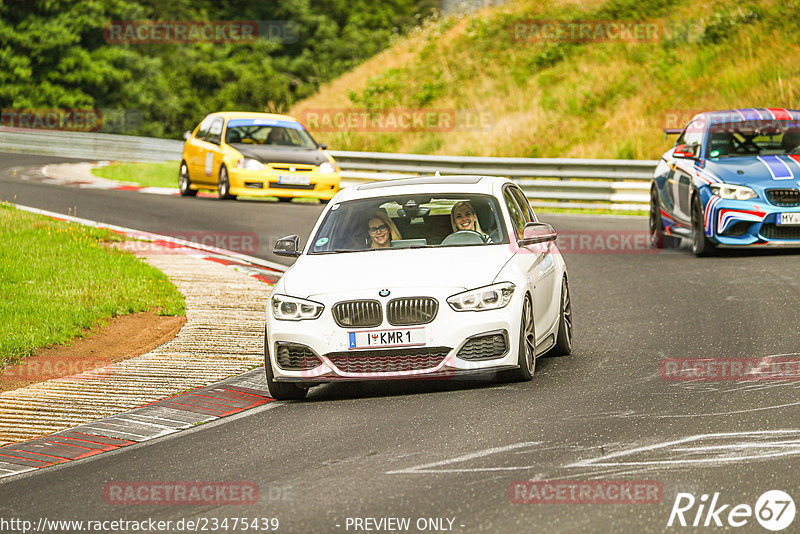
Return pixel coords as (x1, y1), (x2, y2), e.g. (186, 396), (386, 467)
(450, 201), (484, 234)
(367, 210), (402, 248)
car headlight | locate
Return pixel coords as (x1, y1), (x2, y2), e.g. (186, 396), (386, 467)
(235, 158), (265, 171)
(318, 161), (337, 175)
(709, 183), (758, 200)
(447, 282), (515, 312)
(271, 294), (324, 321)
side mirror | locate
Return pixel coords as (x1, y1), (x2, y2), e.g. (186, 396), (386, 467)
(274, 235), (301, 257)
(519, 222), (557, 246)
(183, 131), (192, 141)
(673, 143), (697, 159)
(318, 143), (328, 150)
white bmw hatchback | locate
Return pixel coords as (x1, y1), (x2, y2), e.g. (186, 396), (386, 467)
(265, 175), (572, 399)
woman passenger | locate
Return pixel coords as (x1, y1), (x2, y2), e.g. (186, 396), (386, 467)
(367, 210), (402, 249)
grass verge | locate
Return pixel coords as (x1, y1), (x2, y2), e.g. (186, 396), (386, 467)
(0, 204), (185, 368)
(91, 161), (180, 188)
(292, 0), (800, 159)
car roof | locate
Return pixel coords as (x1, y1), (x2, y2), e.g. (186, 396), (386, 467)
(690, 108), (800, 126)
(335, 175), (513, 202)
(206, 111), (302, 123)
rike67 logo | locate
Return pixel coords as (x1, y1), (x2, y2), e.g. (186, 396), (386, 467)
(667, 490), (795, 531)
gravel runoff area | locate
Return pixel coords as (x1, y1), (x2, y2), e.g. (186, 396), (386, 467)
(0, 244), (273, 447)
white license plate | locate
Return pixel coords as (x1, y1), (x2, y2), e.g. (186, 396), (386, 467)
(278, 175), (310, 186)
(348, 328), (426, 349)
(778, 213), (800, 226)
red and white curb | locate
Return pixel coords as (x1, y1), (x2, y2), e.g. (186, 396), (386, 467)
(0, 369), (274, 478)
(20, 162), (214, 197)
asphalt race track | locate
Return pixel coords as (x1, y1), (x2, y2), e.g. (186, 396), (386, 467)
(2, 152), (800, 532)
(0, 153), (323, 267)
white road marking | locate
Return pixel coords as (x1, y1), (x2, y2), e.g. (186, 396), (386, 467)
(566, 430), (800, 469)
(386, 441), (541, 474)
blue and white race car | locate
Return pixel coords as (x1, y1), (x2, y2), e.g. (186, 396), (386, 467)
(650, 108), (800, 256)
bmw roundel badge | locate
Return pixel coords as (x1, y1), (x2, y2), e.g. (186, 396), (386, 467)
(378, 289), (390, 297)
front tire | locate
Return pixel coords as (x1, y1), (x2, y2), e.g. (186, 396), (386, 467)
(691, 194), (716, 257)
(217, 165), (237, 200)
(547, 276), (573, 357)
(179, 162), (197, 197)
(507, 295), (536, 382)
(264, 329), (308, 400)
(649, 187), (679, 248)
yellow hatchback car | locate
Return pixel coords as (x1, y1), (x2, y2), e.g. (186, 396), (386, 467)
(179, 112), (341, 202)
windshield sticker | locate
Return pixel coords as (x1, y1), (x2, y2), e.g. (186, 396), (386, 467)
(315, 237), (329, 247)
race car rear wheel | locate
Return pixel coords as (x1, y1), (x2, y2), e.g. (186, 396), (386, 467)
(264, 329), (308, 400)
(691, 194), (717, 257)
(178, 162), (197, 197)
(507, 295), (535, 382)
(649, 188), (679, 249)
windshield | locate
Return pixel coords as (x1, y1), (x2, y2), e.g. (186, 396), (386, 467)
(706, 119), (800, 157)
(308, 194), (508, 254)
(224, 118), (318, 148)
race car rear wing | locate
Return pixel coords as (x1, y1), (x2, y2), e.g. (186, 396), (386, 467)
(663, 127), (683, 140)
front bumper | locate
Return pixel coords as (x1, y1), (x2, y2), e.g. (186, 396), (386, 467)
(228, 169), (340, 199)
(265, 288), (522, 382)
(705, 196), (800, 247)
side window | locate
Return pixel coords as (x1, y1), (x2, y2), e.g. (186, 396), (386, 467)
(511, 187), (535, 223)
(206, 118), (223, 145)
(677, 119), (704, 151)
(504, 189), (526, 239)
(196, 118), (212, 140)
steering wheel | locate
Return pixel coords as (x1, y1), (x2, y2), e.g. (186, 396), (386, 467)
(441, 230), (489, 246)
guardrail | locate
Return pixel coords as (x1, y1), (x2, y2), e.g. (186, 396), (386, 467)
(0, 128), (184, 163)
(0, 128), (656, 211)
(329, 151), (655, 211)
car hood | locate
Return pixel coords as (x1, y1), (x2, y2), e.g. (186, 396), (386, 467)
(281, 245), (514, 298)
(230, 144), (328, 166)
(700, 157), (800, 187)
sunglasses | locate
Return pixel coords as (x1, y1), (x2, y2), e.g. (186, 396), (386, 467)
(368, 224), (389, 235)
